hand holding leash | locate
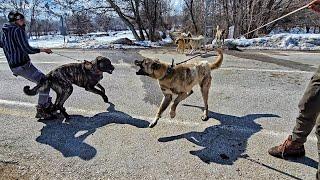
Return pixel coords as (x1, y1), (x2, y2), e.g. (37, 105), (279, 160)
(308, 0), (320, 13)
(41, 48), (53, 54)
(240, 0), (320, 38)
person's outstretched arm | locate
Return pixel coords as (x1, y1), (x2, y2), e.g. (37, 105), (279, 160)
(309, 0), (320, 13)
(14, 28), (52, 54)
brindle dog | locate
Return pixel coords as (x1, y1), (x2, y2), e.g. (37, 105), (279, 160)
(135, 49), (223, 128)
(24, 56), (115, 119)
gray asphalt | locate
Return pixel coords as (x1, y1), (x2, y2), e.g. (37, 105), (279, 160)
(0, 48), (319, 180)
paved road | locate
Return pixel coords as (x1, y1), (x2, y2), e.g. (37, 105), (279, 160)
(0, 48), (319, 180)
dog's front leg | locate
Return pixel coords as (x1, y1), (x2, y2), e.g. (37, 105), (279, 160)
(200, 77), (212, 121)
(149, 94), (172, 128)
(86, 86), (108, 103)
(170, 90), (193, 118)
(96, 83), (106, 94)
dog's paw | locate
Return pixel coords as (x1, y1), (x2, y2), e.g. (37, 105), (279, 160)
(201, 115), (209, 121)
(64, 115), (71, 120)
(149, 119), (158, 128)
(169, 110), (176, 119)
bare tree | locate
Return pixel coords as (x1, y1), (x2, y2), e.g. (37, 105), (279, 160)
(68, 12), (94, 35)
(106, 0), (143, 41)
(183, 0), (199, 34)
(141, 0), (161, 41)
(95, 13), (111, 32)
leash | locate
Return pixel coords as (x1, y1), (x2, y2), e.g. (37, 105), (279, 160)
(52, 52), (83, 62)
(239, 0), (318, 38)
(176, 54), (203, 65)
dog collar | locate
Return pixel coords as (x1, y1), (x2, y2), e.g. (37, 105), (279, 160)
(159, 59), (175, 81)
(159, 66), (174, 80)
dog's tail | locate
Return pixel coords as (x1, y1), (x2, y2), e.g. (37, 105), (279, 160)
(23, 77), (49, 96)
(210, 49), (224, 70)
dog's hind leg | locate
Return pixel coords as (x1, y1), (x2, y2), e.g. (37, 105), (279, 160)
(53, 85), (73, 120)
(86, 86), (108, 103)
(170, 90), (194, 119)
(150, 94), (172, 128)
(96, 83), (106, 94)
(200, 76), (211, 121)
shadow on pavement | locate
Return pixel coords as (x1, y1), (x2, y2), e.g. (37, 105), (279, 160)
(159, 104), (317, 179)
(36, 102), (149, 160)
(158, 104), (280, 165)
(289, 156), (318, 169)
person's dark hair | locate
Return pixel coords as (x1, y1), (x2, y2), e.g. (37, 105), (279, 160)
(8, 11), (25, 22)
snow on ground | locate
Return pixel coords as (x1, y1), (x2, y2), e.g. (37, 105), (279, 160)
(29, 30), (173, 49)
(30, 29), (320, 51)
(214, 33), (320, 50)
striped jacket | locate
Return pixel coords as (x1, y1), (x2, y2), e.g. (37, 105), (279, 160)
(0, 23), (40, 69)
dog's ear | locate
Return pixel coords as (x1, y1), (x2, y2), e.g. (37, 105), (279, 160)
(95, 56), (103, 61)
(151, 60), (161, 70)
(84, 60), (93, 70)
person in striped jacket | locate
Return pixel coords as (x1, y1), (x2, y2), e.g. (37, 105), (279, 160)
(0, 11), (54, 119)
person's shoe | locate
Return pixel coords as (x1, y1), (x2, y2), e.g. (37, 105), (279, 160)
(268, 135), (305, 159)
(35, 105), (55, 119)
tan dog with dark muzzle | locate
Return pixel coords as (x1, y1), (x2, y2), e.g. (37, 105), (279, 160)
(135, 49), (223, 128)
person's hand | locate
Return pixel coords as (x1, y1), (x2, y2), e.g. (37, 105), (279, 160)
(308, 0), (320, 13)
(41, 48), (53, 54)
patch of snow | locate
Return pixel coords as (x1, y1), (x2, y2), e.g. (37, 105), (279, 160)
(218, 33), (320, 50)
(29, 30), (172, 49)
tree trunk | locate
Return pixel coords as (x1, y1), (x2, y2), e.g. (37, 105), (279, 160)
(184, 0), (198, 34)
(132, 0), (145, 40)
(223, 0), (230, 38)
(107, 0), (142, 41)
(306, 26), (310, 33)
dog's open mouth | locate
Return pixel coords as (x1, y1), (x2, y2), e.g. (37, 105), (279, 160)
(134, 60), (149, 76)
(136, 69), (149, 76)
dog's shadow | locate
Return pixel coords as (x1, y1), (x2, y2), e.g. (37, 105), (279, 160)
(159, 104), (318, 172)
(36, 102), (149, 161)
(158, 104), (281, 165)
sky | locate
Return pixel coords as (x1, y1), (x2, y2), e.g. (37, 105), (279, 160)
(173, 0), (184, 14)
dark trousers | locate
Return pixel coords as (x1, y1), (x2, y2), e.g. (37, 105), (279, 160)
(11, 62), (51, 107)
(291, 66), (320, 178)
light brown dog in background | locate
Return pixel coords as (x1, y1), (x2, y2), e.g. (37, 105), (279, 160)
(188, 35), (204, 54)
(135, 49), (224, 128)
(175, 32), (192, 53)
(215, 25), (225, 47)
